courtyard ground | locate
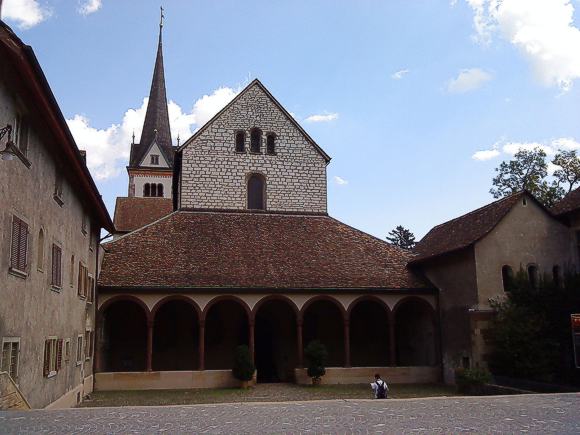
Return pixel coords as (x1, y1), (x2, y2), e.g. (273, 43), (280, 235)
(1, 393), (578, 434)
(80, 383), (457, 407)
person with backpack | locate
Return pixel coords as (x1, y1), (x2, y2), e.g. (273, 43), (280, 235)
(371, 373), (388, 399)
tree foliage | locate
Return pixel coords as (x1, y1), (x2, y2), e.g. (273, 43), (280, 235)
(304, 340), (328, 380)
(386, 225), (416, 250)
(490, 147), (580, 207)
(232, 345), (255, 382)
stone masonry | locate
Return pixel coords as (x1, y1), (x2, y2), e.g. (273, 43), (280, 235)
(179, 82), (328, 213)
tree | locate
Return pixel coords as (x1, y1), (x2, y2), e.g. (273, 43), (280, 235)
(304, 340), (328, 385)
(489, 147), (570, 207)
(386, 225), (416, 249)
(232, 345), (255, 385)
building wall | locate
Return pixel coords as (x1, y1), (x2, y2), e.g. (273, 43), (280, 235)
(474, 196), (577, 308)
(179, 83), (328, 213)
(417, 248), (478, 384)
(0, 67), (98, 408)
(128, 170), (172, 199)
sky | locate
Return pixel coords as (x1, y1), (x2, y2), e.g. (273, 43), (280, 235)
(3, 0), (580, 240)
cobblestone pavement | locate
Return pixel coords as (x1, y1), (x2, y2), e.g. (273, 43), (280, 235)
(1, 393), (579, 434)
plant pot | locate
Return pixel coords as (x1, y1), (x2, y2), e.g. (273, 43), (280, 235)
(240, 380), (251, 389)
(312, 377), (322, 386)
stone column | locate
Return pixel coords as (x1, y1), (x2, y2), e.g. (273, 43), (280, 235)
(297, 320), (303, 368)
(344, 319), (351, 368)
(198, 321), (205, 371)
(389, 317), (396, 366)
(146, 319), (154, 372)
(249, 322), (255, 365)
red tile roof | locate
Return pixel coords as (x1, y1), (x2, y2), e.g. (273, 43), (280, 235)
(100, 211), (428, 290)
(410, 192), (526, 264)
(113, 197), (173, 233)
(551, 187), (580, 217)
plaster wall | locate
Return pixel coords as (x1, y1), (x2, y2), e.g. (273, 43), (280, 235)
(0, 66), (99, 408)
(132, 173), (172, 199)
(179, 83), (328, 213)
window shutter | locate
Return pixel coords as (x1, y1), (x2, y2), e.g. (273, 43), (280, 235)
(43, 340), (50, 377)
(51, 245), (57, 285)
(56, 247), (62, 287)
(77, 262), (82, 295)
(56, 339), (63, 371)
(18, 220), (28, 271)
(10, 217), (20, 269)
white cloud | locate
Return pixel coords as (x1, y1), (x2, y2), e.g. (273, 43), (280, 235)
(333, 176), (349, 185)
(78, 0), (102, 16)
(462, 0), (580, 92)
(446, 68), (493, 93)
(2, 0), (51, 29)
(472, 148), (500, 161)
(67, 86), (239, 180)
(391, 69), (410, 80)
(305, 113), (339, 123)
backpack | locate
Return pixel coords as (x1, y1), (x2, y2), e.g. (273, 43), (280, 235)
(376, 380), (387, 399)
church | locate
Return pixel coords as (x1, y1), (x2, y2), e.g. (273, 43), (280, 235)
(96, 19), (441, 390)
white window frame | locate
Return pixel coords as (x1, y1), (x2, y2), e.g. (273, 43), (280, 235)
(50, 242), (63, 291)
(45, 336), (58, 378)
(85, 330), (92, 361)
(14, 113), (29, 157)
(150, 154), (159, 165)
(64, 338), (71, 364)
(76, 335), (83, 366)
(87, 273), (94, 304)
(1, 337), (21, 381)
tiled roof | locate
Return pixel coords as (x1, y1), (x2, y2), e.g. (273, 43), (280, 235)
(411, 192), (525, 264)
(113, 197), (173, 233)
(100, 211), (428, 290)
(551, 187), (580, 217)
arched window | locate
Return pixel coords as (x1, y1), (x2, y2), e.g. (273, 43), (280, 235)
(151, 183), (157, 197)
(501, 265), (514, 292)
(266, 133), (276, 155)
(247, 174), (265, 210)
(157, 184), (164, 197)
(250, 128), (261, 153)
(235, 131), (245, 152)
(37, 228), (44, 270)
(143, 183), (151, 197)
(528, 264), (539, 289)
(553, 265), (561, 288)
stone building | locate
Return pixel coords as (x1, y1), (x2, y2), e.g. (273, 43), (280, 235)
(0, 22), (113, 408)
(411, 191), (577, 382)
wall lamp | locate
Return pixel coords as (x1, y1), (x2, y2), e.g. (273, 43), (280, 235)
(0, 124), (17, 161)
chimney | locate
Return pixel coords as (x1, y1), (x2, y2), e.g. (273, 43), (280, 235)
(79, 150), (87, 164)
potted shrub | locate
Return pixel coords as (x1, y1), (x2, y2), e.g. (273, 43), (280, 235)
(304, 340), (328, 386)
(232, 345), (255, 389)
(455, 367), (492, 395)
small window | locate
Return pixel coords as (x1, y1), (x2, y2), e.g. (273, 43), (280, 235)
(37, 228), (44, 271)
(502, 265), (514, 292)
(69, 255), (75, 287)
(523, 197), (528, 206)
(10, 215), (29, 275)
(81, 214), (88, 235)
(144, 183), (151, 197)
(151, 183), (158, 197)
(84, 330), (93, 360)
(1, 337), (20, 380)
(87, 275), (95, 303)
(64, 339), (71, 363)
(89, 230), (95, 251)
(157, 183), (164, 197)
(528, 264), (539, 289)
(250, 128), (261, 153)
(553, 265), (561, 288)
(14, 114), (29, 156)
(76, 335), (83, 365)
(266, 134), (276, 155)
(54, 172), (64, 205)
(247, 173), (265, 210)
(51, 244), (62, 289)
(150, 154), (159, 165)
(43, 337), (62, 377)
(78, 262), (88, 299)
(235, 131), (246, 152)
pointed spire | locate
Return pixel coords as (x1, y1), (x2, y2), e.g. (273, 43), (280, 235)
(130, 7), (173, 167)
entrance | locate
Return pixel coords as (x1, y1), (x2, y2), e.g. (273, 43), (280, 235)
(254, 299), (297, 382)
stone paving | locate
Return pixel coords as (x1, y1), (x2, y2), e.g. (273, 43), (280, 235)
(0, 393), (579, 434)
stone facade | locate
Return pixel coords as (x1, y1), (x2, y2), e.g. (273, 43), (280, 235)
(179, 82), (328, 213)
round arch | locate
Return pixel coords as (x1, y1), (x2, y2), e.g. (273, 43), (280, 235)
(393, 296), (437, 366)
(202, 295), (252, 323)
(151, 295), (202, 320)
(347, 295), (392, 319)
(300, 295), (347, 320)
(252, 295), (299, 320)
(98, 294), (151, 322)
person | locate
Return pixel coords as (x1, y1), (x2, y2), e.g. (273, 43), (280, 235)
(370, 373), (388, 399)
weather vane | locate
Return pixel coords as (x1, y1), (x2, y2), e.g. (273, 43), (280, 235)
(160, 6), (164, 28)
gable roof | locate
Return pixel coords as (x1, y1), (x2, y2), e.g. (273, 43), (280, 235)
(113, 197), (173, 233)
(178, 79), (331, 163)
(551, 187), (580, 217)
(0, 21), (113, 232)
(410, 192), (532, 264)
(99, 211), (428, 290)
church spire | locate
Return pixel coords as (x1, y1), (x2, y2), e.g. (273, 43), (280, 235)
(130, 7), (173, 167)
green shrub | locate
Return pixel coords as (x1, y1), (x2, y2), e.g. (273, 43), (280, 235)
(455, 367), (492, 394)
(232, 345), (255, 382)
(304, 340), (328, 381)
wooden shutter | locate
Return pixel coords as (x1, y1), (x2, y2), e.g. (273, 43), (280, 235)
(56, 339), (63, 371)
(10, 217), (28, 271)
(10, 217), (19, 269)
(56, 247), (62, 287)
(43, 340), (50, 377)
(77, 262), (82, 295)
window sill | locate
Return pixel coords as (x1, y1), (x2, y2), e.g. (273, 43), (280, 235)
(8, 267), (27, 279)
(76, 361), (82, 367)
(266, 152), (277, 156)
(81, 229), (87, 236)
(50, 285), (62, 293)
(12, 146), (31, 168)
(47, 371), (57, 379)
(249, 151), (262, 155)
(53, 194), (64, 207)
(37, 267), (44, 273)
(235, 150), (246, 154)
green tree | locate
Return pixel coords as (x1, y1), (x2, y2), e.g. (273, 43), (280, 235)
(304, 340), (328, 383)
(386, 225), (416, 250)
(232, 345), (255, 383)
(552, 149), (580, 194)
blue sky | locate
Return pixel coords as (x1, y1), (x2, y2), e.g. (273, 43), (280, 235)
(3, 0), (580, 239)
